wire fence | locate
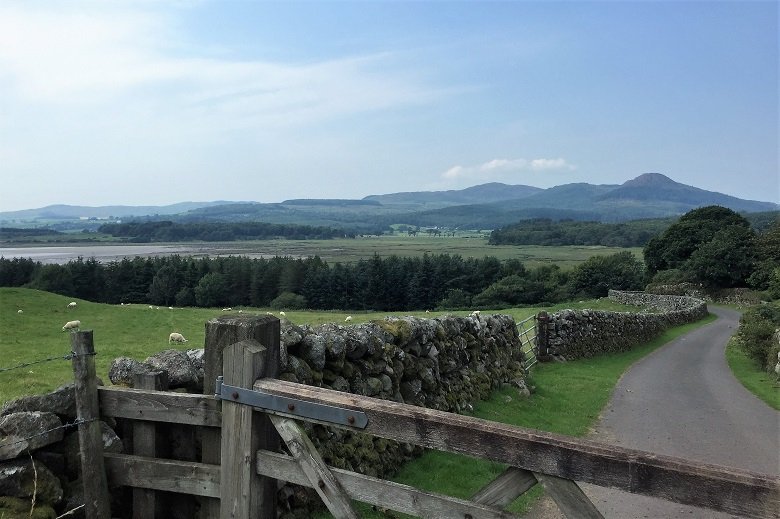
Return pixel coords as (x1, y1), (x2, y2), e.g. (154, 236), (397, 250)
(0, 351), (96, 374)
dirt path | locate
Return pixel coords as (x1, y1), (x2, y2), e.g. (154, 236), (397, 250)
(524, 306), (779, 518)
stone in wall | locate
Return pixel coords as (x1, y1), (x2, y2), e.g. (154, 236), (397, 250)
(0, 412), (63, 461)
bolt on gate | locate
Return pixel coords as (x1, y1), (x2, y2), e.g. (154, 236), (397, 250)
(69, 317), (778, 519)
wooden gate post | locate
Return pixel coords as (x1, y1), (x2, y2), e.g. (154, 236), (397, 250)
(71, 330), (111, 519)
(202, 315), (280, 518)
(220, 340), (279, 519)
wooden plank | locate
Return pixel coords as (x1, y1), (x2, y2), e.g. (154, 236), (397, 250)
(203, 315), (281, 518)
(71, 330), (111, 519)
(534, 473), (603, 519)
(220, 340), (276, 519)
(270, 416), (359, 519)
(104, 453), (220, 498)
(256, 450), (520, 519)
(132, 372), (168, 519)
(98, 386), (221, 426)
(471, 467), (538, 508)
(253, 379), (780, 519)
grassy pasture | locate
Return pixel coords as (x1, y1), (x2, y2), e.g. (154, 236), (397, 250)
(1, 287), (634, 405)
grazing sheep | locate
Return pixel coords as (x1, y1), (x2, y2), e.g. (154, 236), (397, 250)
(279, 311), (286, 317)
(265, 312), (273, 315)
(168, 306), (174, 310)
(149, 305), (154, 309)
(67, 302), (77, 309)
(62, 320), (81, 332)
(169, 332), (188, 343)
(345, 316), (352, 322)
(17, 309), (23, 314)
(221, 307), (232, 312)
(469, 310), (481, 317)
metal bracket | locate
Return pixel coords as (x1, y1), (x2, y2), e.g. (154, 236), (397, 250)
(215, 376), (368, 429)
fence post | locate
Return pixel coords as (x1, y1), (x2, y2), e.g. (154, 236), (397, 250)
(203, 315), (281, 519)
(132, 371), (169, 519)
(71, 330), (111, 519)
(536, 311), (551, 361)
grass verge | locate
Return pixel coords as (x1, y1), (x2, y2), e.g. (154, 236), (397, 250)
(314, 313), (717, 518)
(725, 339), (779, 410)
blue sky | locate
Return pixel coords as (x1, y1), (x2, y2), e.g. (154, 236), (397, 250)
(0, 0), (777, 211)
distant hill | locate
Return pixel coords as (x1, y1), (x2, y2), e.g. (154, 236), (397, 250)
(363, 182), (542, 207)
(1, 174), (776, 232)
(0, 201), (240, 220)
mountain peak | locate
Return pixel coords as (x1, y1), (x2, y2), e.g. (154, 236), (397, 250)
(622, 173), (677, 187)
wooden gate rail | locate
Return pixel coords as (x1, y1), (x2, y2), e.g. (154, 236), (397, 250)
(252, 378), (778, 519)
(94, 380), (779, 519)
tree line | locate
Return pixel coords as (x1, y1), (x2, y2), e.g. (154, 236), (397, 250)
(488, 218), (672, 247)
(97, 221), (348, 242)
(0, 251), (646, 311)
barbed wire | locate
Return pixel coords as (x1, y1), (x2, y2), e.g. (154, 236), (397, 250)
(0, 351), (96, 374)
(0, 417), (99, 450)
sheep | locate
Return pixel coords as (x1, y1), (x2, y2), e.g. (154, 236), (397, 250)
(149, 305), (154, 309)
(62, 320), (81, 332)
(345, 316), (352, 322)
(169, 332), (188, 343)
(17, 309), (23, 314)
(67, 302), (77, 309)
(469, 310), (481, 317)
(221, 307), (232, 312)
(279, 311), (286, 317)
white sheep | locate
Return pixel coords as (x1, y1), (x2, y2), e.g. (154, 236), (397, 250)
(149, 305), (154, 309)
(62, 320), (81, 332)
(222, 307), (232, 312)
(279, 311), (286, 317)
(345, 316), (352, 322)
(469, 310), (481, 318)
(67, 301), (77, 309)
(169, 332), (188, 343)
(17, 309), (23, 314)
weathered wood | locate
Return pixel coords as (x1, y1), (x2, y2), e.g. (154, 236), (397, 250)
(204, 315), (281, 518)
(132, 372), (168, 519)
(104, 453), (220, 498)
(256, 450), (519, 519)
(98, 386), (221, 426)
(220, 340), (276, 519)
(71, 330), (111, 519)
(534, 473), (603, 519)
(471, 467), (538, 507)
(253, 378), (780, 519)
(270, 416), (359, 519)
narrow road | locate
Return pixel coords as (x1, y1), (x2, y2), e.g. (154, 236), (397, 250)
(525, 306), (779, 518)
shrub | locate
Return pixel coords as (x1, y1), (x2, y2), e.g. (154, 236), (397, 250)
(736, 303), (780, 372)
(270, 291), (308, 310)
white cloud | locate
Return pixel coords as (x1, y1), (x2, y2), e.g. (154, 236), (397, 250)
(442, 157), (575, 180)
(0, 3), (442, 130)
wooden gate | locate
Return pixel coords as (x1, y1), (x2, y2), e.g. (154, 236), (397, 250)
(70, 318), (779, 519)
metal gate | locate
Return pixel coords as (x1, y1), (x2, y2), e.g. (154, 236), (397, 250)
(517, 314), (538, 371)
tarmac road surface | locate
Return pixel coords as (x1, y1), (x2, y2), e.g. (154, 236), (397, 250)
(524, 306), (779, 519)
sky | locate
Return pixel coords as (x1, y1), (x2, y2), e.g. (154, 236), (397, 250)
(0, 0), (777, 212)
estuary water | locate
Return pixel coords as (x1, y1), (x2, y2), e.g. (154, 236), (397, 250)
(0, 244), (241, 264)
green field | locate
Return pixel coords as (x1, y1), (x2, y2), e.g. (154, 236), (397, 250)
(0, 287), (636, 405)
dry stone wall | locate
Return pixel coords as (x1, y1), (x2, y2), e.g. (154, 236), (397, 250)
(545, 290), (708, 359)
(0, 314), (525, 518)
